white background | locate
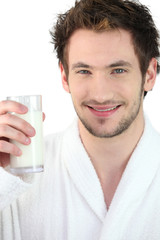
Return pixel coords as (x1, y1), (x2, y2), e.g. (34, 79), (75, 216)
(0, 0), (159, 135)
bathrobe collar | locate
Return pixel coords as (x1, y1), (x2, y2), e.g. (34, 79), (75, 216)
(99, 116), (160, 239)
(62, 115), (160, 230)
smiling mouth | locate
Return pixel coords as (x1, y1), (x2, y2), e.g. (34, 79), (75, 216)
(91, 106), (119, 112)
(88, 105), (120, 112)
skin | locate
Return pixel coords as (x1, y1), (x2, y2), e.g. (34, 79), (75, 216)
(0, 101), (45, 167)
(0, 27), (157, 207)
(60, 28), (157, 207)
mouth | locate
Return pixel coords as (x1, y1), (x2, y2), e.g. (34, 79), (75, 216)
(87, 104), (121, 117)
(90, 105), (119, 112)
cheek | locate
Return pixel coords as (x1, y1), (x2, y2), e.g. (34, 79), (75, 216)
(71, 86), (88, 104)
(69, 77), (89, 101)
(111, 81), (131, 100)
(120, 76), (142, 99)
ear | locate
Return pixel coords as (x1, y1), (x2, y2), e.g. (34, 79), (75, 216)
(144, 58), (157, 92)
(59, 62), (70, 93)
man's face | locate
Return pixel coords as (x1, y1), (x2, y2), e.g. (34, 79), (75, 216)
(62, 28), (146, 138)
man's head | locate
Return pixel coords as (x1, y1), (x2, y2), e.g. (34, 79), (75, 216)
(50, 0), (159, 138)
(51, 0), (160, 98)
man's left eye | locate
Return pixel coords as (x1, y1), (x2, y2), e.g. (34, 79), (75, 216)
(112, 69), (126, 74)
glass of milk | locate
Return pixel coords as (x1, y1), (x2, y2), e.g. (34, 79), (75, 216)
(7, 95), (44, 174)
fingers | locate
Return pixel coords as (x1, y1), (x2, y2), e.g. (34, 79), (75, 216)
(0, 125), (32, 145)
(0, 139), (22, 156)
(0, 100), (36, 159)
(0, 100), (28, 115)
(0, 122), (32, 157)
(0, 113), (35, 137)
(0, 99), (45, 167)
(0, 112), (35, 148)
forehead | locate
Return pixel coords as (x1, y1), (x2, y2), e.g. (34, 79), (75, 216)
(66, 28), (139, 69)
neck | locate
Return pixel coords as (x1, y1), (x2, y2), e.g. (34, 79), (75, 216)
(78, 111), (145, 178)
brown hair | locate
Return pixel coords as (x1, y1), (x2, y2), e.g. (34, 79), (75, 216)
(51, 0), (160, 95)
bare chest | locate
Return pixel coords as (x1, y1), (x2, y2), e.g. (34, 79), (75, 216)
(100, 174), (122, 209)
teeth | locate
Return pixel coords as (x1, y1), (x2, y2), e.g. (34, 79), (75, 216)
(92, 106), (118, 112)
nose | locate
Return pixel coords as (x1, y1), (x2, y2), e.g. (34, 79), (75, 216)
(89, 72), (114, 103)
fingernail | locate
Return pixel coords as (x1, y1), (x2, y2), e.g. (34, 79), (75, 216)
(29, 128), (36, 137)
(17, 149), (22, 156)
(20, 105), (28, 112)
(25, 137), (30, 144)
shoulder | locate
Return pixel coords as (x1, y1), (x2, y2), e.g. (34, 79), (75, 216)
(145, 116), (160, 145)
(43, 119), (79, 165)
(44, 131), (63, 153)
(143, 115), (160, 162)
(44, 119), (78, 149)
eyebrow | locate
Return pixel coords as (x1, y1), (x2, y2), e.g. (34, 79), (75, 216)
(71, 60), (132, 70)
(71, 62), (92, 70)
(108, 60), (132, 68)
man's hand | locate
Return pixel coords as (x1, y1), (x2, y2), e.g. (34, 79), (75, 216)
(0, 100), (36, 167)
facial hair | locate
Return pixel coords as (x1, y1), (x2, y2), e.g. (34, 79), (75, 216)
(72, 83), (144, 139)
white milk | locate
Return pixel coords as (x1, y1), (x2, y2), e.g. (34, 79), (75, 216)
(10, 111), (44, 174)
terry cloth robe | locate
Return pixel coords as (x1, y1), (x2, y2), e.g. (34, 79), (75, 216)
(0, 115), (160, 240)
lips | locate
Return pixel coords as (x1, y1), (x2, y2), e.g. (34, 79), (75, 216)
(91, 105), (119, 112)
(87, 104), (121, 117)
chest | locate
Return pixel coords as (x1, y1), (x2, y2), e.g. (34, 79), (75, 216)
(99, 172), (123, 209)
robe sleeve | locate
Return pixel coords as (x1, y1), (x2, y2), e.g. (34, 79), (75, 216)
(0, 167), (31, 211)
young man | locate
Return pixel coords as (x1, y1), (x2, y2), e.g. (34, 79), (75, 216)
(0, 0), (160, 239)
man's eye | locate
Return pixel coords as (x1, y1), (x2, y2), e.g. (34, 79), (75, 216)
(112, 69), (126, 74)
(77, 70), (91, 74)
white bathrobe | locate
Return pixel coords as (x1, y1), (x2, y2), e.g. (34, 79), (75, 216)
(0, 116), (160, 240)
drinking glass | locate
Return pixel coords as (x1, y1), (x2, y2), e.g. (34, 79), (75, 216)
(7, 95), (44, 174)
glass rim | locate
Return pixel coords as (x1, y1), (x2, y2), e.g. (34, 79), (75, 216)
(7, 94), (42, 99)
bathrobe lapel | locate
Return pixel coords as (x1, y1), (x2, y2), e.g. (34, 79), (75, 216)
(62, 117), (160, 239)
(99, 118), (160, 239)
(62, 120), (107, 222)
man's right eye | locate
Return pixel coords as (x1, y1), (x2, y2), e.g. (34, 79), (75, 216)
(76, 70), (91, 74)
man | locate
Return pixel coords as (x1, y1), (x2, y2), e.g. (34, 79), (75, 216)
(0, 0), (160, 239)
